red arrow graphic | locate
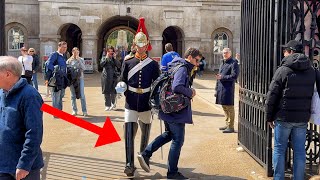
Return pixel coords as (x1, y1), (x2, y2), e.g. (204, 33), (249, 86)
(41, 103), (121, 147)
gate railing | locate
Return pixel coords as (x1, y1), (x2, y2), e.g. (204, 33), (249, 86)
(239, 0), (320, 177)
(239, 0), (276, 176)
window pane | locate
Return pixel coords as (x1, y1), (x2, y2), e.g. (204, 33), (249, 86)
(8, 27), (24, 50)
(213, 32), (229, 53)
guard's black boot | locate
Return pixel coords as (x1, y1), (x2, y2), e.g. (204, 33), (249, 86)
(124, 122), (138, 176)
(139, 121), (151, 153)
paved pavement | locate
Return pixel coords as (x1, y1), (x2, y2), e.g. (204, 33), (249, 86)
(38, 72), (270, 180)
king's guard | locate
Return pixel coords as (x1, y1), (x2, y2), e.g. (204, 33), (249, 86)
(117, 17), (160, 177)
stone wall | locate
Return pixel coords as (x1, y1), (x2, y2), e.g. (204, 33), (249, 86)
(5, 0), (40, 57)
(5, 0), (241, 71)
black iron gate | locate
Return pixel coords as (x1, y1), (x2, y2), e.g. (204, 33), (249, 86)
(239, 0), (320, 177)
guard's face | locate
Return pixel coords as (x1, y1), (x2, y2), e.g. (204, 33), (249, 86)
(135, 44), (148, 54)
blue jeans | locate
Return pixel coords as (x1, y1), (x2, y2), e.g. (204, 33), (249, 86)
(70, 78), (87, 113)
(142, 121), (185, 174)
(0, 169), (40, 180)
(52, 88), (65, 111)
(32, 73), (38, 90)
(273, 121), (307, 180)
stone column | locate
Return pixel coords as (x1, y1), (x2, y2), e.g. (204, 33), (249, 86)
(149, 35), (163, 59)
(81, 35), (98, 72)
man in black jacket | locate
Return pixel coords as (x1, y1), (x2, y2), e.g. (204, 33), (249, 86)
(266, 40), (320, 180)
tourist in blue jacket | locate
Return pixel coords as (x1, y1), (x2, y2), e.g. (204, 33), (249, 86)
(0, 56), (44, 180)
(161, 43), (180, 72)
(45, 41), (68, 113)
(138, 48), (200, 180)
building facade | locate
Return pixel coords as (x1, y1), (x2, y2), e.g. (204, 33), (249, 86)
(5, 0), (241, 71)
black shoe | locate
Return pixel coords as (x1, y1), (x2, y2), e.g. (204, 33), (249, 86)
(124, 166), (136, 177)
(222, 128), (235, 133)
(219, 126), (228, 130)
(167, 172), (189, 179)
(137, 153), (150, 172)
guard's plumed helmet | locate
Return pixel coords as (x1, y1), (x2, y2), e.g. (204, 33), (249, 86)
(134, 31), (148, 48)
(134, 17), (152, 51)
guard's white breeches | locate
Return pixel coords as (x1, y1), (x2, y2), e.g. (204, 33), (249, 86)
(124, 108), (152, 124)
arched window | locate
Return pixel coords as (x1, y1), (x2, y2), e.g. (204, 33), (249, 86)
(213, 32), (229, 53)
(8, 27), (25, 50)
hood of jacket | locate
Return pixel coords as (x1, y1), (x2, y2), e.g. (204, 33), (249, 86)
(170, 57), (195, 72)
(281, 53), (312, 71)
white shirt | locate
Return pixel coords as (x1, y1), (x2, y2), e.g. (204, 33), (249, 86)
(18, 55), (33, 75)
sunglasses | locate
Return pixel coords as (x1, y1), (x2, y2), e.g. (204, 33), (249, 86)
(194, 58), (200, 62)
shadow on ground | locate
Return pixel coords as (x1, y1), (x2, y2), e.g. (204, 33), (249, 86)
(146, 161), (246, 180)
(192, 110), (224, 118)
(41, 152), (245, 180)
(41, 152), (125, 180)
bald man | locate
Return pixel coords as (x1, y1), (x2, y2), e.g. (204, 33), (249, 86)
(0, 56), (44, 180)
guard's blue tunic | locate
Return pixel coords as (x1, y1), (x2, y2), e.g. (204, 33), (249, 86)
(122, 56), (160, 112)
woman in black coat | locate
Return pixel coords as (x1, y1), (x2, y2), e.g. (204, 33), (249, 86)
(101, 46), (121, 111)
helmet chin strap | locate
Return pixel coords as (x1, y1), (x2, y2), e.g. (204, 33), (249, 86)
(135, 44), (148, 60)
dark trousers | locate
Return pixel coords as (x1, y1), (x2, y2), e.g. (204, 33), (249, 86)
(104, 93), (116, 107)
(142, 121), (185, 175)
(0, 169), (40, 180)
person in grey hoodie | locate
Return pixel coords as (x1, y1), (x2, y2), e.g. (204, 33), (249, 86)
(266, 40), (320, 180)
(137, 47), (200, 180)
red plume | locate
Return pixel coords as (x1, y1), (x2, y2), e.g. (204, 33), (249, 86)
(136, 17), (152, 51)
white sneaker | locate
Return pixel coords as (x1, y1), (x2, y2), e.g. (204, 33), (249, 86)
(83, 112), (88, 117)
(110, 103), (116, 110)
(105, 106), (110, 111)
(72, 111), (77, 116)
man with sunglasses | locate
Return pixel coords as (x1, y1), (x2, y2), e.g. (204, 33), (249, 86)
(215, 48), (239, 133)
(137, 47), (200, 180)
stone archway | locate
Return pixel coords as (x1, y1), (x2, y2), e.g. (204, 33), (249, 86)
(97, 16), (139, 71)
(59, 23), (82, 56)
(162, 26), (184, 56)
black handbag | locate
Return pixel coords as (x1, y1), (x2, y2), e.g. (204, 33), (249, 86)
(22, 57), (33, 78)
